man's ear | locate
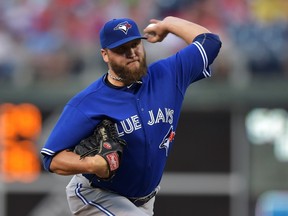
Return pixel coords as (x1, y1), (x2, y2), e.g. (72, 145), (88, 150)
(101, 49), (109, 63)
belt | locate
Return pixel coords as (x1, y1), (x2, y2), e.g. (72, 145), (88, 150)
(89, 178), (158, 207)
(128, 190), (157, 207)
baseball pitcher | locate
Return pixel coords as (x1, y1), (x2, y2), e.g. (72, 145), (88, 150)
(41, 16), (222, 215)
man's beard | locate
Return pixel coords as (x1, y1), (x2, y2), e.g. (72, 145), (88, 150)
(109, 54), (147, 86)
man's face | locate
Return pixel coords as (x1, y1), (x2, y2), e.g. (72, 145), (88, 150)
(103, 39), (147, 85)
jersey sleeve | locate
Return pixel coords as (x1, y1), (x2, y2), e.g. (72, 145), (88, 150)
(193, 33), (222, 69)
(40, 104), (95, 171)
(168, 33), (221, 94)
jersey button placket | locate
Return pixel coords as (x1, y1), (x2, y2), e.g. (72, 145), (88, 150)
(136, 97), (152, 188)
(137, 98), (144, 112)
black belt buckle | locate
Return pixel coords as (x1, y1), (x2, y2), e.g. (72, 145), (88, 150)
(129, 190), (157, 207)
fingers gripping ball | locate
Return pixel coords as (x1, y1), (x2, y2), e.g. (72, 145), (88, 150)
(74, 119), (126, 179)
(147, 23), (156, 28)
(145, 23), (157, 37)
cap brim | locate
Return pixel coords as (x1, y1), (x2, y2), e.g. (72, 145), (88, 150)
(106, 36), (147, 49)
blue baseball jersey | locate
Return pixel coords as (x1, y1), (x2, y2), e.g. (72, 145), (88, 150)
(41, 33), (221, 198)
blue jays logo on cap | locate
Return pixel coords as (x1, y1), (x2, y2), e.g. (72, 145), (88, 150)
(100, 18), (146, 49)
(114, 21), (132, 35)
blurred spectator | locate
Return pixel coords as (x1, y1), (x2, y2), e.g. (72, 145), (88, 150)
(220, 0), (250, 25)
(248, 0), (288, 77)
(0, 0), (287, 85)
(250, 0), (288, 23)
(0, 21), (16, 82)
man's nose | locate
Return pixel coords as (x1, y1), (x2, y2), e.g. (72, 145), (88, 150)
(126, 48), (136, 57)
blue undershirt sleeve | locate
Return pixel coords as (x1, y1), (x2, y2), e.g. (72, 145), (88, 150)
(42, 154), (53, 172)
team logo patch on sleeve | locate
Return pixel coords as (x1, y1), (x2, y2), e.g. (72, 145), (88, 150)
(159, 126), (176, 157)
(114, 21), (132, 34)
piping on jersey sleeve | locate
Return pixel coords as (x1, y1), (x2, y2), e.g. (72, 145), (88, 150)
(193, 41), (210, 78)
(41, 148), (56, 156)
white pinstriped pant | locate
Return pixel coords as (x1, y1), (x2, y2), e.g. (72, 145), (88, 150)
(66, 174), (156, 216)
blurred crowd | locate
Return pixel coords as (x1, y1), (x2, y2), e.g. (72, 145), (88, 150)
(0, 0), (287, 86)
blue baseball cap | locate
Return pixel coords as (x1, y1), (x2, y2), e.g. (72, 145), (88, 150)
(100, 18), (146, 49)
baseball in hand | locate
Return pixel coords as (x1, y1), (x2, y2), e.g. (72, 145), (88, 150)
(146, 23), (156, 36)
(147, 23), (156, 28)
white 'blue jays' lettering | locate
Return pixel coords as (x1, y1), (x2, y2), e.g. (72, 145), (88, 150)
(148, 108), (174, 125)
(118, 115), (141, 135)
(117, 108), (174, 136)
